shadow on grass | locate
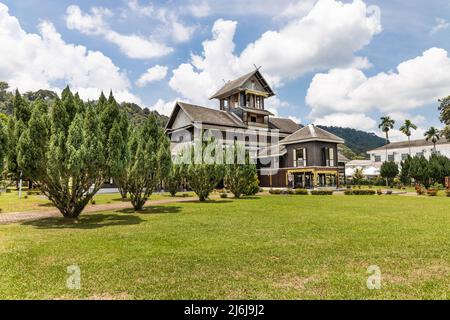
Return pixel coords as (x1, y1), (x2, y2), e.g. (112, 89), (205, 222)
(235, 196), (260, 200)
(21, 213), (143, 229)
(38, 203), (55, 208)
(117, 205), (182, 215)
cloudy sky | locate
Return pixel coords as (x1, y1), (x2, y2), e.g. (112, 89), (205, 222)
(1, 0), (450, 140)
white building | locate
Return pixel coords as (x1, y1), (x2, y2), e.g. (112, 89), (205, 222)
(345, 160), (381, 178)
(367, 137), (450, 165)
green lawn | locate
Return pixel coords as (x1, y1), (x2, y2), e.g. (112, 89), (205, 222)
(0, 191), (196, 213)
(0, 195), (449, 299)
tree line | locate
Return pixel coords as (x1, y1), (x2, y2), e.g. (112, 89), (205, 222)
(377, 96), (450, 189)
(0, 88), (259, 218)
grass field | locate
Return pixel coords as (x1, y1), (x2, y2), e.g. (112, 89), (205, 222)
(0, 194), (449, 299)
(0, 191), (195, 213)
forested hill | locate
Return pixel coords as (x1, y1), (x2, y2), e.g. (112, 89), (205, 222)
(0, 82), (169, 128)
(318, 126), (386, 159)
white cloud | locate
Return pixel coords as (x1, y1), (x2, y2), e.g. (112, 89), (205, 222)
(150, 98), (179, 116)
(0, 3), (140, 104)
(313, 113), (377, 131)
(65, 5), (173, 59)
(306, 48), (450, 117)
(430, 18), (450, 35)
(125, 1), (196, 43)
(186, 1), (211, 18)
(276, 0), (318, 19)
(288, 116), (302, 124)
(169, 0), (381, 107)
(136, 65), (168, 87)
(387, 127), (427, 142)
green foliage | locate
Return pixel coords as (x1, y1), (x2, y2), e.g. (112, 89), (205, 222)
(180, 134), (225, 202)
(424, 126), (441, 151)
(125, 114), (171, 211)
(319, 126), (386, 158)
(0, 115), (7, 173)
(165, 164), (183, 197)
(399, 156), (412, 185)
(294, 188), (308, 195)
(380, 161), (399, 184)
(428, 154), (450, 185)
(16, 88), (125, 218)
(224, 143), (258, 198)
(311, 190), (334, 195)
(345, 189), (376, 195)
(438, 95), (450, 126)
(244, 172), (260, 196)
(352, 168), (364, 184)
(409, 155), (431, 188)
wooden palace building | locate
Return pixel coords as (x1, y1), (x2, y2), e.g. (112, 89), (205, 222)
(165, 69), (347, 189)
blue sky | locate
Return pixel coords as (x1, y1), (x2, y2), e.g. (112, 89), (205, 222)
(1, 0), (450, 140)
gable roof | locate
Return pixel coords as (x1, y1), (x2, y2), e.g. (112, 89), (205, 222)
(209, 69), (275, 100)
(165, 102), (246, 130)
(368, 137), (450, 152)
(269, 117), (300, 134)
(281, 124), (345, 145)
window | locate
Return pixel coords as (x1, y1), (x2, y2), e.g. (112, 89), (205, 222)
(388, 154), (394, 162)
(416, 152), (424, 157)
(293, 148), (307, 167)
(322, 147), (335, 166)
(255, 96), (261, 109)
(374, 155), (381, 162)
(250, 116), (257, 123)
(246, 94), (251, 107)
(178, 135), (184, 143)
(401, 154), (409, 161)
(329, 148), (335, 167)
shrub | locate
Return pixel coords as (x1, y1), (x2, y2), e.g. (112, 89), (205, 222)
(427, 189), (438, 196)
(6, 189), (11, 193)
(269, 189), (281, 195)
(219, 193), (228, 199)
(354, 190), (376, 195)
(182, 193), (189, 198)
(285, 189), (295, 195)
(446, 190), (450, 197)
(415, 185), (424, 195)
(90, 199), (96, 205)
(345, 189), (376, 195)
(295, 188), (308, 195)
(311, 190), (333, 195)
(386, 190), (393, 195)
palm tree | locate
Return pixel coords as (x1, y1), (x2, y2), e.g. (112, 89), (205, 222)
(424, 127), (441, 153)
(399, 120), (417, 156)
(378, 116), (395, 161)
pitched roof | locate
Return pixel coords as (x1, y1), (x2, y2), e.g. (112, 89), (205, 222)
(281, 124), (345, 145)
(368, 137), (450, 152)
(269, 117), (300, 134)
(338, 152), (350, 163)
(209, 69), (275, 99)
(166, 102), (246, 130)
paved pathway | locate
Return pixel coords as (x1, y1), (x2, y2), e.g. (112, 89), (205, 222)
(0, 197), (199, 225)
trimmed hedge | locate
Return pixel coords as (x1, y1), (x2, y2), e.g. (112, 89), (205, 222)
(311, 190), (333, 195)
(294, 189), (308, 195)
(269, 189), (282, 195)
(345, 189), (376, 195)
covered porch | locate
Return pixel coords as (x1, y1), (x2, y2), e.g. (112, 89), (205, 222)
(286, 168), (340, 189)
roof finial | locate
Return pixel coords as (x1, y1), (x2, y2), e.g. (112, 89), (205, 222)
(222, 79), (227, 84)
(253, 64), (261, 71)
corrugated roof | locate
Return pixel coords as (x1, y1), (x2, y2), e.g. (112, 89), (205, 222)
(270, 117), (300, 134)
(281, 124), (345, 144)
(369, 137), (449, 152)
